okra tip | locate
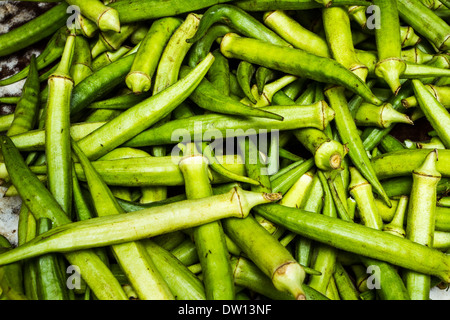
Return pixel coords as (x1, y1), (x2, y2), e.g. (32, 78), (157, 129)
(263, 192), (283, 203)
(125, 71), (151, 95)
(97, 8), (121, 33)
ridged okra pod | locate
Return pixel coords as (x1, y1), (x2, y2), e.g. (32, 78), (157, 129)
(220, 33), (382, 106)
(404, 150), (441, 300)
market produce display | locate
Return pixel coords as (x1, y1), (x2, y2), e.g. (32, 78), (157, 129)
(0, 0), (449, 301)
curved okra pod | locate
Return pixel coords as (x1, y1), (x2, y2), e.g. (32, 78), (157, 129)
(397, 0), (450, 51)
(125, 17), (182, 94)
(322, 6), (368, 82)
(324, 85), (391, 207)
(353, 102), (413, 128)
(179, 144), (234, 300)
(402, 84), (450, 108)
(6, 55), (40, 137)
(88, 91), (152, 110)
(220, 33), (382, 105)
(187, 4), (290, 47)
(179, 66), (284, 120)
(0, 187), (281, 266)
(236, 61), (257, 104)
(45, 33), (76, 216)
(71, 140), (175, 300)
(66, 0), (121, 32)
(412, 79), (450, 148)
(404, 150), (441, 300)
(254, 203), (450, 283)
(70, 35), (93, 85)
(372, 0), (406, 94)
(76, 53), (215, 160)
(0, 136), (127, 300)
(263, 10), (330, 58)
(0, 3), (68, 58)
(0, 27), (68, 87)
(223, 214), (307, 300)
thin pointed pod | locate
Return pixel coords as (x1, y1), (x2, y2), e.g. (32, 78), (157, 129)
(45, 32), (76, 217)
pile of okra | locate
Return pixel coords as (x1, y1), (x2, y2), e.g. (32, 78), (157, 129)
(0, 0), (449, 301)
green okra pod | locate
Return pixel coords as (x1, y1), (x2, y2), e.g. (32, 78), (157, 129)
(322, 6), (368, 82)
(353, 102), (413, 129)
(404, 149), (441, 300)
(0, 187), (281, 266)
(179, 144), (234, 300)
(324, 85), (391, 207)
(187, 4), (290, 47)
(35, 218), (70, 300)
(412, 79), (450, 148)
(220, 33), (382, 106)
(402, 84), (450, 108)
(207, 50), (231, 96)
(236, 61), (257, 104)
(6, 55), (40, 137)
(70, 35), (93, 85)
(76, 53), (215, 160)
(91, 46), (131, 71)
(66, 0), (121, 32)
(397, 0), (450, 51)
(223, 214), (307, 300)
(263, 10), (331, 58)
(0, 26), (68, 87)
(383, 195), (408, 238)
(142, 239), (206, 300)
(0, 3), (69, 57)
(235, 0), (370, 11)
(254, 203), (450, 283)
(45, 33), (76, 216)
